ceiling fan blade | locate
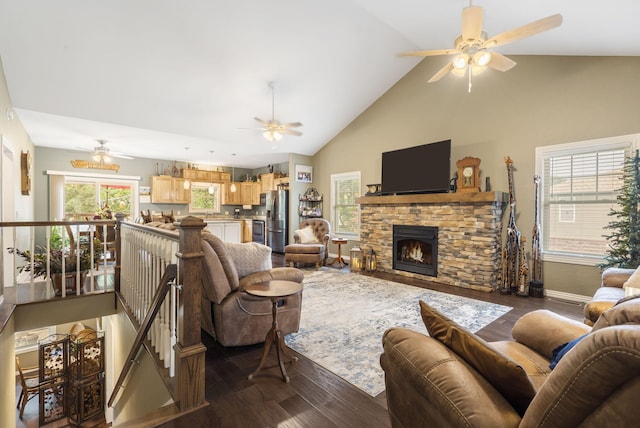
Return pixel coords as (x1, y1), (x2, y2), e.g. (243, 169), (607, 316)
(281, 122), (303, 128)
(398, 48), (459, 57)
(254, 117), (270, 126)
(111, 153), (134, 160)
(428, 62), (454, 83)
(484, 14), (563, 49)
(486, 52), (517, 72)
(280, 129), (303, 137)
(461, 6), (483, 41)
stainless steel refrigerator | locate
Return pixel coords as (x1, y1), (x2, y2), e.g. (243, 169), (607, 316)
(266, 189), (288, 253)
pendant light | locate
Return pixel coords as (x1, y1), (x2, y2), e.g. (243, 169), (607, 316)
(230, 153), (237, 193)
(183, 147), (191, 189)
(208, 150), (215, 195)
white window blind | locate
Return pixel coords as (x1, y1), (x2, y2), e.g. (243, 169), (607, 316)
(330, 171), (360, 237)
(537, 135), (637, 265)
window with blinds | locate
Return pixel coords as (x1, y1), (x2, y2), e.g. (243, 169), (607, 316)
(536, 135), (637, 265)
(330, 171), (361, 236)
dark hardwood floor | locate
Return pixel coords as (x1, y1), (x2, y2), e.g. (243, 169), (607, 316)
(15, 253), (584, 427)
(158, 254), (585, 428)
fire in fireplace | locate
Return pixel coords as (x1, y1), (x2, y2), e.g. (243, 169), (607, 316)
(393, 225), (438, 277)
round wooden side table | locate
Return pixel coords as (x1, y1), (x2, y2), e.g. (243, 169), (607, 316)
(245, 280), (303, 383)
(328, 237), (348, 268)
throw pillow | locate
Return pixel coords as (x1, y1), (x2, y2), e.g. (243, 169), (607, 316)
(297, 226), (318, 244)
(224, 241), (272, 278)
(419, 300), (536, 416)
(623, 265), (640, 289)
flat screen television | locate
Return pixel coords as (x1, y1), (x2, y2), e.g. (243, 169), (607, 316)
(381, 140), (451, 195)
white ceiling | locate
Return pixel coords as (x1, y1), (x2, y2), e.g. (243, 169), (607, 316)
(1, 0), (639, 169)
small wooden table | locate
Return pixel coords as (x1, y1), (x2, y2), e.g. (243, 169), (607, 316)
(245, 280), (303, 383)
(328, 237), (348, 268)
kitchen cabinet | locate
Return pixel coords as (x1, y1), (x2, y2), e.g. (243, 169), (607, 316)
(205, 221), (241, 243)
(252, 183), (262, 205)
(222, 182), (242, 205)
(241, 219), (252, 242)
(183, 169), (231, 183)
(240, 182), (253, 205)
(274, 176), (289, 189)
(151, 176), (190, 204)
(260, 173), (282, 193)
(238, 183), (261, 206)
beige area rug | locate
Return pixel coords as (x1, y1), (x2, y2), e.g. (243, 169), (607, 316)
(285, 268), (512, 396)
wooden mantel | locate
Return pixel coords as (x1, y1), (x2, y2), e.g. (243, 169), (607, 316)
(356, 191), (508, 206)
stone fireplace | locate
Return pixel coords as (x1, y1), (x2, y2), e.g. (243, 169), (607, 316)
(393, 225), (438, 277)
(356, 192), (507, 291)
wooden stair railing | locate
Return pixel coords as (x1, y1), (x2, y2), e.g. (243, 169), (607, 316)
(113, 216), (207, 413)
(108, 263), (177, 408)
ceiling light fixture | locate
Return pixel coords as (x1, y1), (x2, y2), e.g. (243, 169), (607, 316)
(208, 150), (215, 195)
(230, 154), (237, 193)
(254, 82), (303, 150)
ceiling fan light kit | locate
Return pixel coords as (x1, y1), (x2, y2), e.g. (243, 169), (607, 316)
(254, 82), (302, 149)
(400, 4), (562, 92)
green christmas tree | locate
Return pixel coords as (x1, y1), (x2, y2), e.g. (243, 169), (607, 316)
(601, 149), (640, 269)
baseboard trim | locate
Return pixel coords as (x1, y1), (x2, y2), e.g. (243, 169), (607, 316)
(544, 289), (591, 304)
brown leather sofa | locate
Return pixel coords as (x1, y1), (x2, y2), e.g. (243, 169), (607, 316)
(380, 298), (640, 427)
(284, 218), (331, 270)
(583, 267), (634, 325)
(200, 232), (304, 346)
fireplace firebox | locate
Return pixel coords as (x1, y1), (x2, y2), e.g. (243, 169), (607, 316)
(392, 225), (438, 277)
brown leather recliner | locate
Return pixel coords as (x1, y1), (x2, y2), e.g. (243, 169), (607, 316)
(200, 232), (304, 347)
(380, 298), (640, 427)
(284, 218), (331, 270)
(583, 266), (634, 325)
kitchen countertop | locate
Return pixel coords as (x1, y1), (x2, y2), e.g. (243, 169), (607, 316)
(175, 216), (266, 223)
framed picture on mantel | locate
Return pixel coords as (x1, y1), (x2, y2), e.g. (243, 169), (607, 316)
(296, 165), (313, 183)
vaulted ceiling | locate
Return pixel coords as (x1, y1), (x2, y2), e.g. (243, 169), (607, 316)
(1, 1), (638, 168)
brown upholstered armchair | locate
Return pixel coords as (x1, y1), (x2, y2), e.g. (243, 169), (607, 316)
(381, 299), (640, 427)
(284, 218), (331, 270)
(200, 232), (304, 347)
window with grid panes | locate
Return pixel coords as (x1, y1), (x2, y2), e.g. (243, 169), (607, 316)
(330, 171), (360, 237)
(536, 135), (637, 265)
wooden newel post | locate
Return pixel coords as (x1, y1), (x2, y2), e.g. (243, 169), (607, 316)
(174, 216), (207, 411)
(115, 213), (126, 295)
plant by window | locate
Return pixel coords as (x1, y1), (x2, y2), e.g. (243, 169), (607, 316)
(601, 150), (640, 269)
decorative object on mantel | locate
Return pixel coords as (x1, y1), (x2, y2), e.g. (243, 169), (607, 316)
(70, 160), (119, 172)
(365, 183), (381, 196)
(456, 156), (481, 192)
(501, 156), (524, 294)
(529, 175), (544, 297)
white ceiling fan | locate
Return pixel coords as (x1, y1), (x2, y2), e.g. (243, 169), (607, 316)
(87, 140), (134, 162)
(399, 2), (562, 92)
(254, 82), (303, 148)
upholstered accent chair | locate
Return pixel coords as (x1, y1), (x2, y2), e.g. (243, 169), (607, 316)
(284, 218), (331, 270)
(200, 232), (304, 347)
(381, 299), (640, 427)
